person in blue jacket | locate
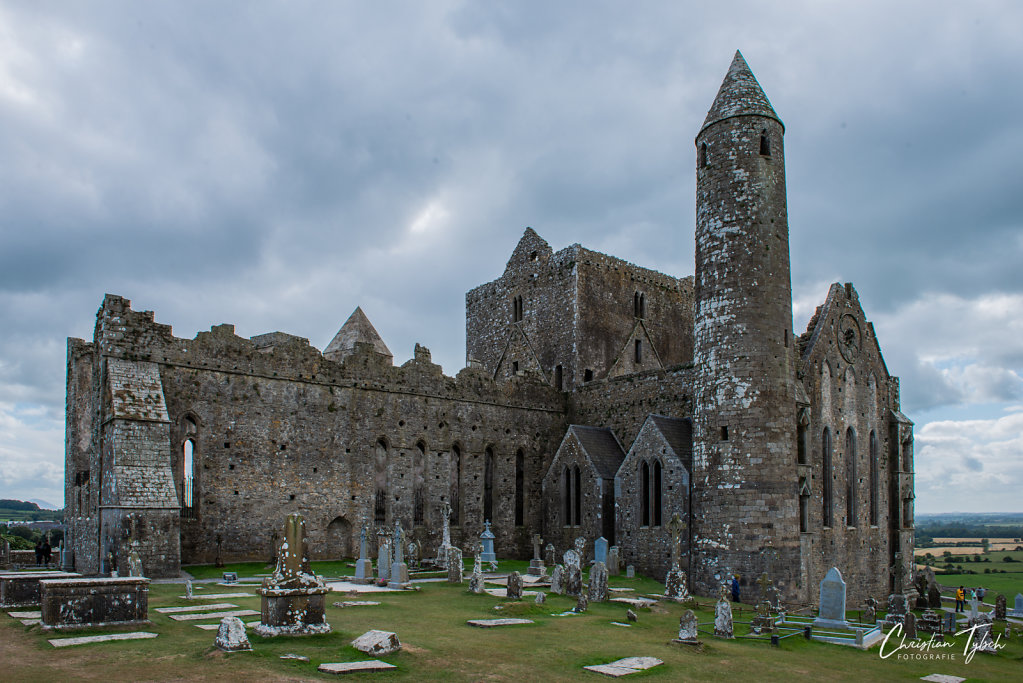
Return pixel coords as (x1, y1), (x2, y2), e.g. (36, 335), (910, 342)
(731, 575), (741, 602)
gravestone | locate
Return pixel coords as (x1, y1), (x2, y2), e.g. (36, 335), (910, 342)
(574, 537), (586, 561)
(626, 609), (637, 622)
(594, 537), (608, 565)
(544, 543), (556, 569)
(388, 522), (409, 589)
(127, 548), (144, 577)
(574, 593), (588, 613)
(714, 588), (734, 638)
(352, 630), (401, 656)
(376, 539), (391, 584)
(535, 591), (546, 605)
(665, 570), (690, 603)
(676, 609), (700, 645)
(885, 552), (909, 624)
(813, 567), (850, 630)
(528, 534), (545, 576)
(1009, 593), (1023, 618)
(917, 609), (941, 634)
(437, 503), (452, 568)
(943, 610), (956, 634)
(407, 540), (420, 570)
(255, 513), (331, 636)
(564, 550), (583, 597)
(185, 580), (193, 600)
(663, 515), (689, 602)
(995, 594), (1006, 620)
(447, 546), (463, 583)
(507, 571), (524, 600)
(468, 549), (485, 594)
(550, 565), (565, 595)
(215, 616), (252, 652)
(751, 601), (774, 634)
(354, 526), (373, 583)
(606, 546), (621, 577)
(863, 597), (876, 624)
(588, 561), (608, 603)
(970, 599), (979, 621)
(626, 565), (635, 579)
(480, 521), (497, 565)
(904, 612), (917, 640)
(0, 538), (9, 569)
(928, 583), (942, 609)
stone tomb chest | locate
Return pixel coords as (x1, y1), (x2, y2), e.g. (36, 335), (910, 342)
(0, 571), (81, 608)
(40, 577), (149, 630)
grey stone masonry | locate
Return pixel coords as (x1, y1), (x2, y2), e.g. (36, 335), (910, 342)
(40, 577), (149, 630)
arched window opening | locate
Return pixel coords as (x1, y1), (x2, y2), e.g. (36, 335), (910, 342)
(584, 369), (593, 382)
(653, 460), (663, 527)
(554, 365), (563, 391)
(760, 130), (771, 156)
(374, 439), (388, 523)
(450, 445), (461, 525)
(797, 411), (809, 464)
(563, 466), (572, 526)
(822, 427), (833, 528)
(699, 142), (708, 168)
(903, 494), (913, 528)
(846, 427), (857, 527)
(869, 431), (879, 526)
(633, 292), (646, 318)
(512, 295), (524, 323)
(635, 339), (642, 363)
(573, 465), (582, 527)
(483, 447), (495, 522)
(640, 460), (650, 526)
(514, 450), (525, 526)
(182, 439), (196, 519)
(413, 442), (426, 526)
(901, 438), (913, 473)
(799, 487), (810, 532)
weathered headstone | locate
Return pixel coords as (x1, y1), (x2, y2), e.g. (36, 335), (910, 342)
(606, 546), (621, 577)
(594, 537), (608, 565)
(714, 589), (734, 638)
(126, 548), (144, 577)
(588, 561), (608, 602)
(544, 543), (556, 568)
(507, 571), (524, 600)
(534, 591), (546, 605)
(917, 609), (941, 634)
(468, 549), (484, 594)
(885, 552), (909, 625)
(388, 522), (409, 589)
(376, 539), (391, 584)
(354, 526), (373, 583)
(1010, 593), (1023, 617)
(995, 593), (1006, 620)
(550, 565), (565, 595)
(970, 599), (979, 622)
(447, 546), (463, 583)
(215, 616), (252, 652)
(185, 580), (193, 600)
(665, 569), (690, 602)
(904, 612), (917, 640)
(255, 513), (331, 636)
(626, 609), (637, 622)
(574, 536), (586, 562)
(813, 567), (850, 629)
(574, 593), (588, 613)
(564, 550), (583, 597)
(480, 521), (497, 565)
(407, 540), (420, 570)
(676, 609), (700, 645)
(626, 565), (635, 579)
(351, 630), (401, 656)
(751, 601), (774, 634)
(863, 597), (876, 624)
(528, 534), (545, 576)
(928, 583), (942, 609)
(437, 502), (452, 569)
(943, 610), (956, 634)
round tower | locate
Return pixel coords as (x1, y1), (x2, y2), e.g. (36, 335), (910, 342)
(692, 52), (799, 597)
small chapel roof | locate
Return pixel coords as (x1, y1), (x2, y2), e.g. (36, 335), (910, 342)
(648, 415), (693, 460)
(569, 425), (627, 480)
(324, 306), (393, 363)
(701, 50), (783, 134)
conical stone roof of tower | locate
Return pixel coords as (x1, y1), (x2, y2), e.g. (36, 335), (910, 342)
(324, 307), (393, 364)
(700, 50), (783, 134)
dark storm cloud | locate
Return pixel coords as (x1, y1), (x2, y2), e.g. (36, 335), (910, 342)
(1, 1), (1022, 506)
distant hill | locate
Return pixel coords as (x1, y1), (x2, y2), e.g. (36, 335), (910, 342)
(28, 499), (59, 511)
(0, 499), (40, 511)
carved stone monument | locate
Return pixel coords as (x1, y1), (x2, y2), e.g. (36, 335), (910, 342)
(663, 514), (689, 602)
(714, 587), (734, 638)
(606, 546), (621, 577)
(354, 526), (373, 584)
(528, 534), (545, 577)
(376, 537), (391, 585)
(927, 583), (942, 609)
(564, 549), (582, 597)
(436, 503), (452, 568)
(903, 612), (917, 640)
(995, 593), (1006, 620)
(447, 546), (463, 583)
(480, 521), (497, 565)
(885, 553), (909, 625)
(544, 543), (556, 569)
(676, 609), (700, 645)
(215, 616), (252, 652)
(863, 597), (877, 624)
(468, 547), (485, 594)
(588, 561), (608, 603)
(507, 571), (523, 600)
(255, 514), (331, 636)
(813, 567), (850, 630)
(388, 522), (410, 589)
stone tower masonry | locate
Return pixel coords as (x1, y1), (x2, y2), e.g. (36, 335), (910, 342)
(692, 52), (800, 597)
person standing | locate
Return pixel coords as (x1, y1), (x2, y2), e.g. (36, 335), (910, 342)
(731, 575), (741, 603)
(41, 539), (51, 567)
(955, 586), (965, 612)
(34, 540), (43, 566)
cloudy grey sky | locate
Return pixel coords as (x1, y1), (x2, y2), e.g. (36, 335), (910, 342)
(0, 2), (1020, 512)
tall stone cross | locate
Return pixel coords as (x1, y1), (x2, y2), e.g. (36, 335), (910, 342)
(668, 513), (686, 571)
(441, 502), (452, 548)
(359, 526), (369, 560)
(756, 572), (773, 602)
(278, 513), (307, 581)
(889, 552), (905, 594)
(393, 521), (405, 564)
(532, 534), (543, 561)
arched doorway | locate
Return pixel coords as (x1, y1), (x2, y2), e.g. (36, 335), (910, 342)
(325, 516), (353, 560)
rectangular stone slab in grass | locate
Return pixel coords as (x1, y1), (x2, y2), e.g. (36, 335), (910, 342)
(156, 603), (238, 613)
(584, 657), (663, 677)
(178, 593), (256, 600)
(318, 660), (397, 675)
(48, 632), (159, 648)
(167, 609), (260, 621)
(8, 611), (41, 618)
(467, 618), (534, 628)
(609, 597), (656, 608)
(195, 620), (260, 631)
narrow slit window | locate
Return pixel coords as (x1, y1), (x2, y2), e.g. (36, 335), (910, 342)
(760, 130), (771, 156)
(699, 142), (708, 168)
(634, 339), (642, 363)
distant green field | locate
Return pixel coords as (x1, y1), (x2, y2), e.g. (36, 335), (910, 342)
(934, 572), (1023, 596)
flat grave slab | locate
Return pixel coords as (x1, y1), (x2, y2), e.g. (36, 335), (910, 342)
(48, 631), (159, 648)
(920, 676), (966, 683)
(467, 618), (534, 628)
(195, 620), (260, 631)
(609, 597), (657, 608)
(21, 618), (40, 625)
(326, 580), (407, 593)
(484, 588), (538, 598)
(584, 657), (663, 677)
(333, 600), (382, 607)
(168, 609), (260, 622)
(156, 603), (237, 614)
(318, 660), (397, 675)
(8, 610), (41, 618)
(178, 592), (255, 600)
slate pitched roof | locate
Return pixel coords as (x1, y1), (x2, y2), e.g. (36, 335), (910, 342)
(569, 425), (626, 480)
(649, 415), (693, 460)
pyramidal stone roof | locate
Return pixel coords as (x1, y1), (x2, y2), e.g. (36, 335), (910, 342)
(324, 307), (393, 363)
(700, 50), (783, 134)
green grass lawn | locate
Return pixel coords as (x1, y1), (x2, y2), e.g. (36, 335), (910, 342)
(3, 570), (1022, 681)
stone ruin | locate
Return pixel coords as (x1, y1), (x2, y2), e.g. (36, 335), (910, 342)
(254, 514), (331, 636)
